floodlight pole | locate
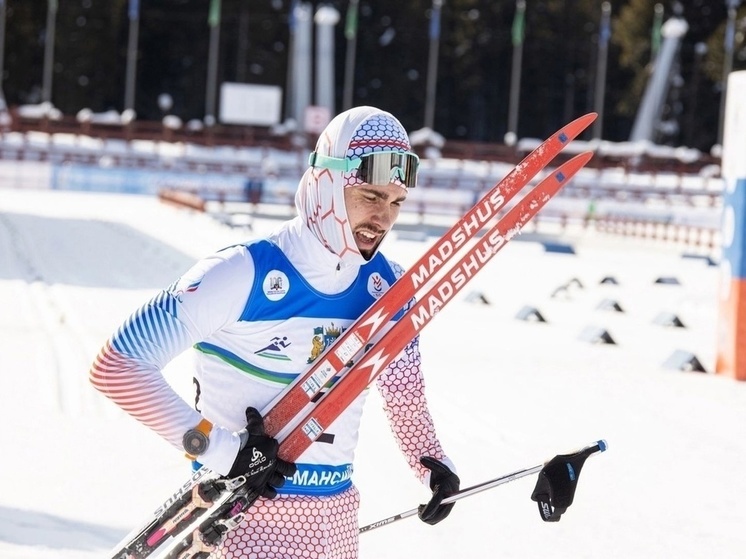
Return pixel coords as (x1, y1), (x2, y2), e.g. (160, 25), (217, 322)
(315, 6), (339, 117)
(42, 0), (58, 104)
(593, 2), (611, 140)
(424, 0), (443, 130)
(124, 3), (140, 113)
(0, 1), (6, 96)
(342, 0), (359, 110)
(718, 0), (742, 146)
(507, 0), (526, 143)
(205, 2), (222, 126)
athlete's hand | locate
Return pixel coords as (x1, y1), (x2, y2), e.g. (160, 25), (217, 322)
(227, 407), (296, 499)
(418, 457), (460, 525)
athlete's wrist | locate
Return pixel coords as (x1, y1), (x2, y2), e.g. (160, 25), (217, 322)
(192, 425), (242, 477)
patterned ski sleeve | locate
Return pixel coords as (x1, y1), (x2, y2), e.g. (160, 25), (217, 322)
(89, 247), (252, 465)
(89, 288), (201, 448)
(375, 260), (450, 484)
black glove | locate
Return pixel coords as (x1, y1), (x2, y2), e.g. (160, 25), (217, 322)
(417, 456), (460, 525)
(227, 407), (297, 499)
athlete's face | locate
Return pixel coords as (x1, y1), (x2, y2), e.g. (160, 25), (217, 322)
(344, 183), (407, 260)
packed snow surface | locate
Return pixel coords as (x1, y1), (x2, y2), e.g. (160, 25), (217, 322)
(1, 188), (744, 559)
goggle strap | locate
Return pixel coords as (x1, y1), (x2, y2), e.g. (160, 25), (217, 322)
(308, 152), (362, 172)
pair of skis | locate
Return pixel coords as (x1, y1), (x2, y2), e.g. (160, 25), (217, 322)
(110, 113), (597, 559)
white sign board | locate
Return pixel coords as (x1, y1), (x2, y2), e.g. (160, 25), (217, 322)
(219, 83), (282, 126)
(723, 71), (746, 181)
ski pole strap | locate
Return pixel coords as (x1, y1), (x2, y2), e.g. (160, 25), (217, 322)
(530, 440), (607, 522)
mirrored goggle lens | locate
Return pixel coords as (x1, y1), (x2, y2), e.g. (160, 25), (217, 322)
(358, 152), (419, 188)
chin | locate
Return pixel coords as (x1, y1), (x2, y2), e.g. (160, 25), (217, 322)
(359, 243), (380, 260)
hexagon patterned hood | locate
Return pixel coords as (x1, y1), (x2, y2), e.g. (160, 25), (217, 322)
(295, 106), (412, 267)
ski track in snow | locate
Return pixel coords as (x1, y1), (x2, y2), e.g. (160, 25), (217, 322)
(1, 188), (745, 559)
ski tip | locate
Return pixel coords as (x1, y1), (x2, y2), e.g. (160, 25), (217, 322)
(570, 112), (598, 129)
(559, 113), (598, 142)
(595, 439), (608, 453)
(574, 151), (595, 166)
(555, 151), (594, 179)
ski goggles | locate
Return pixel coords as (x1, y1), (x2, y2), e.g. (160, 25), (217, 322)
(308, 150), (420, 188)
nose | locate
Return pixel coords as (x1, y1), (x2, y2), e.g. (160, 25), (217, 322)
(375, 201), (399, 232)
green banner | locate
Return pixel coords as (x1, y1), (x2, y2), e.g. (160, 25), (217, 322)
(208, 0), (221, 27)
(512, 1), (525, 47)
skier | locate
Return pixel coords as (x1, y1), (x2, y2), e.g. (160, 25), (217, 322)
(90, 106), (460, 558)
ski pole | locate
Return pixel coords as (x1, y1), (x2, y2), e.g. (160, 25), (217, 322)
(359, 439), (607, 534)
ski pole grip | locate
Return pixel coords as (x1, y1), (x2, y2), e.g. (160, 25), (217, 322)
(531, 439), (607, 522)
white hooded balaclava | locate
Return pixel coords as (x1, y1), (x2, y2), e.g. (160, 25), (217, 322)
(295, 106), (413, 267)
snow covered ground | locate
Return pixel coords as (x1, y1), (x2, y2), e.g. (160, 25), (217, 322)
(1, 187), (745, 559)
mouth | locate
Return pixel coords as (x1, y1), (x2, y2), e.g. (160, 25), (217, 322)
(354, 228), (384, 252)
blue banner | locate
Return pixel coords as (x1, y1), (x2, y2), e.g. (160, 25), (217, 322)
(429, 4), (441, 41)
(722, 179), (746, 278)
(599, 14), (611, 46)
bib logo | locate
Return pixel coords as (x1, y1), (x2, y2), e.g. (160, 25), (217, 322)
(367, 273), (389, 299)
(169, 278), (203, 302)
(308, 323), (345, 363)
(264, 270), (289, 301)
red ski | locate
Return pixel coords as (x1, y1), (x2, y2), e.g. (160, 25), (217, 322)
(261, 112), (597, 440)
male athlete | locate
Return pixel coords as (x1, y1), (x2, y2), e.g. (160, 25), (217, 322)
(91, 106), (459, 558)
